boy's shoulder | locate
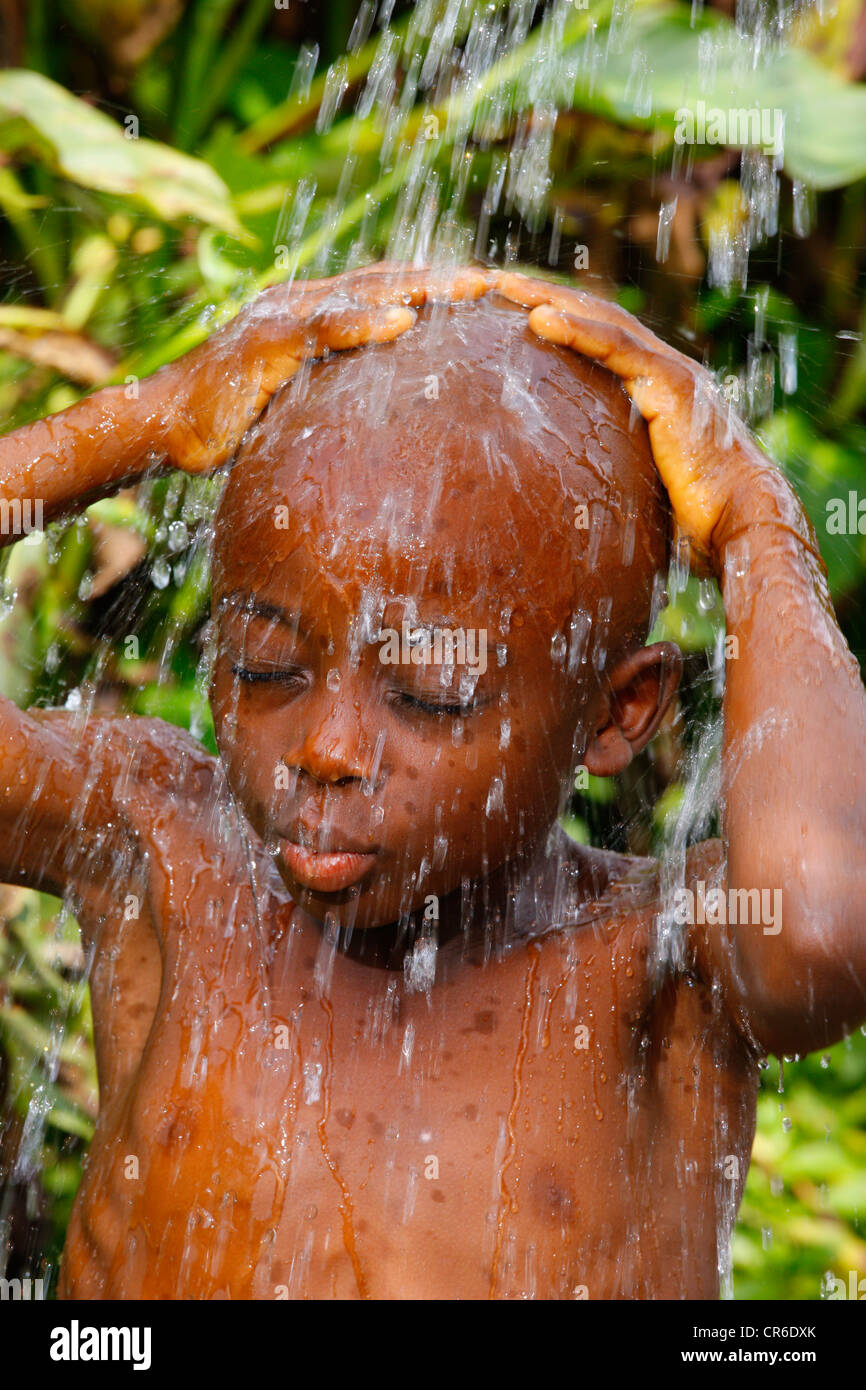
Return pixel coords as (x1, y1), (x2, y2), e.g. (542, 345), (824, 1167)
(553, 834), (730, 1011)
(33, 707), (219, 801)
(597, 835), (727, 943)
(545, 828), (725, 935)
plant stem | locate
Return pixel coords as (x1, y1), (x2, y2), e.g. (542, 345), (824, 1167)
(174, 0), (236, 151)
(185, 0), (276, 149)
(0, 166), (62, 296)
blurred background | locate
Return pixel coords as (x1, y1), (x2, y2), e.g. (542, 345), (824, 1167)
(1, 0), (865, 1299)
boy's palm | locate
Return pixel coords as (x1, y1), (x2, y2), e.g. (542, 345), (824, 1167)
(493, 271), (763, 563)
(163, 264), (493, 474)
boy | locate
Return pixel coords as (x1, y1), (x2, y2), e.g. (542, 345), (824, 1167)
(0, 263), (864, 1300)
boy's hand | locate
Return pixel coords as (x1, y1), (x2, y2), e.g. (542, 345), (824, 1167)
(492, 271), (809, 568)
(161, 263), (493, 474)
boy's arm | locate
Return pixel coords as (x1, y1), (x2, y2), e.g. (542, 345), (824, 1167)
(495, 271), (866, 1057)
(0, 275), (425, 510)
(0, 260), (491, 519)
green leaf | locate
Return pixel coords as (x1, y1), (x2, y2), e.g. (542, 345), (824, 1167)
(0, 68), (245, 236)
(761, 408), (866, 599)
(649, 577), (723, 652)
(758, 49), (866, 191)
(547, 5), (866, 191)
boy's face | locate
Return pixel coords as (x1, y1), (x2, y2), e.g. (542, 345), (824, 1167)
(210, 297), (667, 930)
(212, 486), (584, 931)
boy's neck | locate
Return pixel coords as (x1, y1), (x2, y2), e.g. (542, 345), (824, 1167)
(292, 828), (630, 974)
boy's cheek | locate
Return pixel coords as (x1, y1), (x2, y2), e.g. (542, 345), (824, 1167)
(216, 736), (282, 829)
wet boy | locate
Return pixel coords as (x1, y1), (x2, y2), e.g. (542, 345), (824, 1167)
(0, 263), (864, 1299)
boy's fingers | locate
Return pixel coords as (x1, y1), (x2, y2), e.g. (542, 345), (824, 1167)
(494, 271), (618, 324)
(526, 305), (693, 422)
(185, 301), (416, 475)
(242, 302), (416, 360)
(299, 303), (417, 353)
(331, 261), (493, 302)
(301, 259), (427, 290)
(254, 355), (303, 400)
(494, 269), (579, 309)
(527, 304), (727, 553)
(494, 271), (681, 360)
(277, 264), (493, 319)
(354, 264), (495, 305)
(234, 305), (415, 410)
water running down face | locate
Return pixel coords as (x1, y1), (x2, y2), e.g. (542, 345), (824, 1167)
(210, 293), (675, 933)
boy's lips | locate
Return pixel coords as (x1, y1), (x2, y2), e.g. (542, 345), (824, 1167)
(278, 839), (378, 892)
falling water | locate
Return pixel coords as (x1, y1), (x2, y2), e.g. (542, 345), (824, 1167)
(1, 0), (856, 1304)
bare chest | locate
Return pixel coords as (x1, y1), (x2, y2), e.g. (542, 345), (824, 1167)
(65, 903), (756, 1300)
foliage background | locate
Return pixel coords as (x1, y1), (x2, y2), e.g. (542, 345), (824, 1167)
(0, 0), (865, 1299)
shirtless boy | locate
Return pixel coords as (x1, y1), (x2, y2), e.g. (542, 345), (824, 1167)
(1, 263), (864, 1300)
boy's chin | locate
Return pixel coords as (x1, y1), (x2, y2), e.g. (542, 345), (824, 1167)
(277, 866), (451, 936)
(277, 867), (411, 931)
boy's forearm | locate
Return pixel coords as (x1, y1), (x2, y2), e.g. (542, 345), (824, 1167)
(703, 466), (866, 1051)
(0, 367), (178, 538)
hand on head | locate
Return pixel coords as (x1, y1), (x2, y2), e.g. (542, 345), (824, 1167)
(162, 262), (494, 474)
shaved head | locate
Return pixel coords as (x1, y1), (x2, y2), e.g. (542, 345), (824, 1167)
(214, 293), (669, 668)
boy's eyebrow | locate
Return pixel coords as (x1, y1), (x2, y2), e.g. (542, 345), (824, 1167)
(219, 590), (311, 639)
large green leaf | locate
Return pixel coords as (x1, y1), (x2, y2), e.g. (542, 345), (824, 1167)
(0, 68), (244, 235)
(761, 408), (866, 598)
(767, 48), (866, 189)
(541, 6), (866, 191)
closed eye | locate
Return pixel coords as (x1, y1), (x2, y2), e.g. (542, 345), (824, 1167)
(231, 663), (306, 689)
(390, 691), (478, 718)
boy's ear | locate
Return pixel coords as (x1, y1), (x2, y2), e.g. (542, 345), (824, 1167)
(583, 642), (682, 777)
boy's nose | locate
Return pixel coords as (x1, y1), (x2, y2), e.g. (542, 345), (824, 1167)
(294, 738), (365, 786)
(284, 688), (382, 788)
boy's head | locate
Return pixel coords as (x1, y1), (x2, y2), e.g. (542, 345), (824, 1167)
(210, 291), (678, 930)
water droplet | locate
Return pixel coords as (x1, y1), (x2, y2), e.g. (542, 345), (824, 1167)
(151, 556), (170, 590)
(657, 198), (676, 263)
(485, 777), (504, 818)
(697, 580), (717, 613)
(778, 332), (797, 395)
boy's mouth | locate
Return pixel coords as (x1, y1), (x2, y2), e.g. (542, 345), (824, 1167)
(278, 839), (378, 892)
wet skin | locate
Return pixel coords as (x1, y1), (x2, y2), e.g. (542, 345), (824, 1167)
(1, 271), (863, 1299)
(58, 300), (753, 1298)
